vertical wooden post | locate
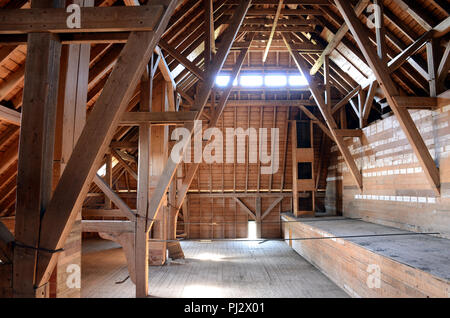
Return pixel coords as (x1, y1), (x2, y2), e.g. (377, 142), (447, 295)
(135, 66), (152, 298)
(104, 153), (113, 209)
(427, 38), (439, 97)
(374, 0), (387, 63)
(255, 197), (262, 239)
(13, 0), (65, 298)
(51, 0), (92, 299)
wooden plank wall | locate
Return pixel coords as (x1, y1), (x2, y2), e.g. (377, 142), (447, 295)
(325, 95), (450, 238)
(185, 104), (293, 239)
(186, 195), (291, 239)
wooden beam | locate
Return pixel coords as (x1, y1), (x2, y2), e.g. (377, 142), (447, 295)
(261, 197), (283, 220)
(135, 64), (151, 297)
(146, 0), (252, 231)
(283, 33), (363, 191)
(111, 149), (138, 180)
(188, 192), (292, 198)
(0, 6), (165, 34)
(334, 0), (440, 195)
(204, 0), (215, 67)
(13, 0), (64, 297)
(331, 85), (361, 114)
(394, 96), (439, 109)
(0, 64), (25, 101)
(310, 0), (370, 75)
(81, 220), (134, 233)
(361, 81), (378, 126)
(119, 111), (197, 125)
(233, 198), (256, 220)
(437, 41), (450, 93)
(298, 105), (333, 140)
(34, 1), (177, 288)
(427, 38), (439, 97)
(159, 39), (205, 81)
(93, 174), (135, 220)
(0, 105), (20, 126)
(0, 140), (18, 177)
(262, 0), (284, 63)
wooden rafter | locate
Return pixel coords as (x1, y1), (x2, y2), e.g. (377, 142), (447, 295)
(310, 0), (370, 75)
(262, 0), (284, 63)
(334, 0), (440, 195)
(283, 33), (363, 191)
(31, 1), (178, 290)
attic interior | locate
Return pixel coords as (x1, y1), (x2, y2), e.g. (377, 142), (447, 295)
(0, 0), (449, 299)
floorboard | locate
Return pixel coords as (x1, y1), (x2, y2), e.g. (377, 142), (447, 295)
(81, 239), (348, 298)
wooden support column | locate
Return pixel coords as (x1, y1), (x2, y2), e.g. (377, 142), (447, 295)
(255, 197), (262, 239)
(13, 0), (64, 298)
(34, 1), (177, 289)
(427, 38), (439, 97)
(104, 153), (113, 209)
(167, 177), (184, 259)
(335, 0), (440, 195)
(51, 0), (93, 299)
(147, 79), (170, 267)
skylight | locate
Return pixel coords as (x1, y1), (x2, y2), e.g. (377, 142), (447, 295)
(215, 76), (238, 87)
(289, 75), (309, 87)
(265, 75), (287, 87)
(240, 75), (263, 87)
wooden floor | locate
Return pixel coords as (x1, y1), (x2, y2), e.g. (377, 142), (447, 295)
(81, 239), (348, 298)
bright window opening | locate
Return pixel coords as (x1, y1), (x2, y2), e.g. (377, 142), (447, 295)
(248, 221), (257, 239)
(215, 75), (237, 87)
(289, 75), (308, 87)
(97, 157), (119, 177)
(265, 75), (287, 87)
(240, 75), (263, 87)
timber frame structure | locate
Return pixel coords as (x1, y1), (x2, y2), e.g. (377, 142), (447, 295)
(0, 0), (448, 298)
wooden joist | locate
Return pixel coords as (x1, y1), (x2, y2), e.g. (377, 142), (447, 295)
(119, 111), (198, 126)
(310, 0), (370, 75)
(334, 0), (440, 195)
(394, 96), (439, 109)
(262, 0), (284, 63)
(233, 198), (256, 220)
(0, 6), (165, 34)
(159, 39), (205, 81)
(81, 220), (134, 233)
(33, 1), (177, 289)
(93, 174), (135, 220)
(331, 85), (361, 114)
(334, 129), (363, 138)
(261, 197), (283, 220)
(0, 105), (20, 126)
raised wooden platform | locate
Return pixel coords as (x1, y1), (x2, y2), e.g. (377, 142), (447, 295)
(282, 214), (450, 298)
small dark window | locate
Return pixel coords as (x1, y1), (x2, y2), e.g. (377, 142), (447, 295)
(298, 162), (312, 180)
(296, 121), (311, 148)
(298, 192), (313, 211)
